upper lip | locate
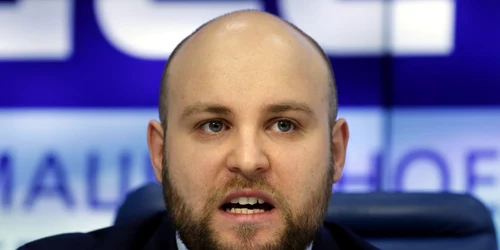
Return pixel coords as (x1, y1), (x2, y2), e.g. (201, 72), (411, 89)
(220, 189), (275, 207)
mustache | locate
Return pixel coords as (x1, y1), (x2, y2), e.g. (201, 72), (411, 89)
(208, 176), (287, 209)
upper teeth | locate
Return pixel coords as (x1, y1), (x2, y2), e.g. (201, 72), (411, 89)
(230, 197), (265, 205)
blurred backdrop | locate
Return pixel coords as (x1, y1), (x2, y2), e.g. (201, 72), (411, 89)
(1, 0), (500, 249)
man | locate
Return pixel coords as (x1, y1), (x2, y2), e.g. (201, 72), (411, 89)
(19, 10), (379, 250)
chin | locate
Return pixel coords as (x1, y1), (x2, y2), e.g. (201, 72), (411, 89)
(213, 221), (284, 248)
(218, 230), (281, 250)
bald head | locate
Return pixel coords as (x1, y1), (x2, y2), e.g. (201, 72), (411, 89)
(149, 11), (348, 249)
(159, 10), (337, 130)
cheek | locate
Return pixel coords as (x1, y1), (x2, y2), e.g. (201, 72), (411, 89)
(271, 136), (330, 211)
(166, 136), (226, 213)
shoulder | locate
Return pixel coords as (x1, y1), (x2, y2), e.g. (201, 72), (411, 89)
(18, 212), (167, 250)
(18, 232), (94, 250)
(322, 222), (380, 250)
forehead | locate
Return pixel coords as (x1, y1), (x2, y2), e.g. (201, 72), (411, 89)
(166, 15), (330, 119)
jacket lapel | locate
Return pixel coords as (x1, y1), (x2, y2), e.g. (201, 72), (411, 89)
(312, 226), (340, 250)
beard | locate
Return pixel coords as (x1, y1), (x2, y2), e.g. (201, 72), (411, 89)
(161, 152), (334, 250)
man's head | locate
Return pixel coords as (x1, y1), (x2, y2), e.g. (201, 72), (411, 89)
(147, 10), (349, 250)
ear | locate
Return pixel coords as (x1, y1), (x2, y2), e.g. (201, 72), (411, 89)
(147, 120), (165, 184)
(331, 118), (349, 183)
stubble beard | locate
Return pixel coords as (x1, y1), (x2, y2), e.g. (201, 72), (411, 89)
(161, 152), (334, 250)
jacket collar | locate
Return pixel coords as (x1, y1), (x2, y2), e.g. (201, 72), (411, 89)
(143, 213), (178, 250)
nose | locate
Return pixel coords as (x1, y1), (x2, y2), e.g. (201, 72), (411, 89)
(226, 128), (270, 177)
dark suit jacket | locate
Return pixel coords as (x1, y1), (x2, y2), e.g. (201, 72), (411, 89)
(18, 211), (379, 250)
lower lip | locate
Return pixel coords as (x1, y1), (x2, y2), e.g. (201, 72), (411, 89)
(218, 208), (277, 224)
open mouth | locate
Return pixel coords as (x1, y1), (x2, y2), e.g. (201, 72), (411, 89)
(220, 197), (275, 214)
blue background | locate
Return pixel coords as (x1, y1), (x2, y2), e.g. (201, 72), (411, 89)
(2, 0), (499, 107)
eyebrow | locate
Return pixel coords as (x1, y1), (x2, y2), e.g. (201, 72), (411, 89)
(180, 101), (315, 120)
(181, 103), (232, 120)
(266, 101), (314, 116)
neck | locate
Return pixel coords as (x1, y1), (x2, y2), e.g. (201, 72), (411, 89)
(175, 232), (314, 250)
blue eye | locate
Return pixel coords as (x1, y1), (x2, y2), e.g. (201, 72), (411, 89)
(271, 120), (295, 132)
(201, 121), (225, 133)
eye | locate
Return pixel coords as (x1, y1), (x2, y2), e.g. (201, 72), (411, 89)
(270, 119), (295, 133)
(200, 120), (226, 133)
